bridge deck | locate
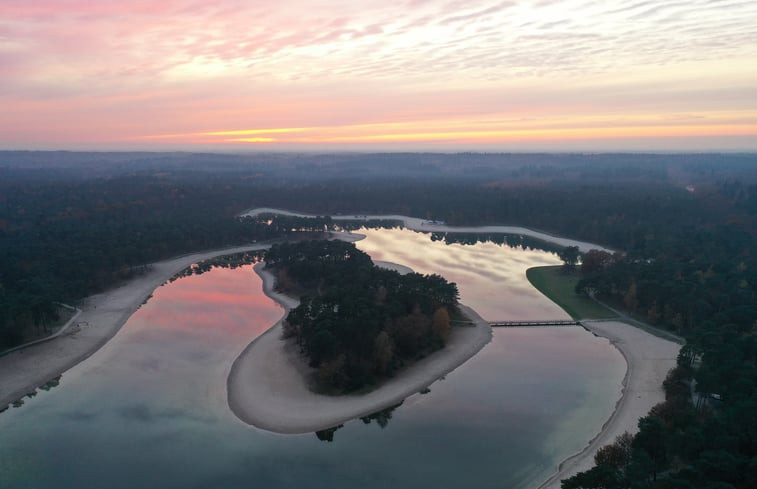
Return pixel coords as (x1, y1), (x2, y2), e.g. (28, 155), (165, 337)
(488, 320), (581, 327)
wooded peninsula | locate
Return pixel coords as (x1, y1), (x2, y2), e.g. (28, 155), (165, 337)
(266, 240), (459, 392)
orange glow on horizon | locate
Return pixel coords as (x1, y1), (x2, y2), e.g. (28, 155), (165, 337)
(225, 137), (276, 143)
(204, 128), (306, 136)
(137, 116), (757, 147)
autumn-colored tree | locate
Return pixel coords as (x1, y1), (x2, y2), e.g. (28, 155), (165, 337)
(432, 307), (451, 344)
(318, 353), (347, 388)
(581, 249), (614, 275)
(595, 432), (634, 470)
(389, 308), (431, 355)
(373, 331), (395, 374)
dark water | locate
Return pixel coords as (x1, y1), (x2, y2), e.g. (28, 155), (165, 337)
(0, 231), (624, 489)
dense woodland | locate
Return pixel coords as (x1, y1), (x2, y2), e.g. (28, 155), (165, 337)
(266, 240), (459, 391)
(561, 247), (756, 485)
(1, 151), (756, 485)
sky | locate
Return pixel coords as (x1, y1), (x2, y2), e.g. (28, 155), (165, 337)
(1, 0), (756, 152)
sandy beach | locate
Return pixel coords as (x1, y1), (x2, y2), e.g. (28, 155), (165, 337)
(1, 209), (678, 489)
(240, 208), (681, 485)
(0, 244), (270, 410)
(243, 207), (612, 253)
(537, 320), (681, 489)
(227, 262), (493, 434)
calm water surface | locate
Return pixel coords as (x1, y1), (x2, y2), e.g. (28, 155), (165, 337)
(354, 228), (569, 320)
(0, 229), (625, 489)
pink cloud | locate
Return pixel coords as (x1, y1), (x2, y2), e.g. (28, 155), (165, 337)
(1, 1), (756, 150)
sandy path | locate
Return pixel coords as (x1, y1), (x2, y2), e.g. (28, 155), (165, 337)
(0, 244), (269, 409)
(242, 207), (612, 253)
(227, 263), (493, 434)
(536, 320), (681, 489)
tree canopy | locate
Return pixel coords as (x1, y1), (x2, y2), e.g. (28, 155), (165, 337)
(266, 240), (459, 391)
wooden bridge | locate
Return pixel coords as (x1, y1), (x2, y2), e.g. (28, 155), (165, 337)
(488, 320), (581, 327)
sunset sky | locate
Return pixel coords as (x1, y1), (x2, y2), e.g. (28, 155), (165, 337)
(2, 0), (756, 151)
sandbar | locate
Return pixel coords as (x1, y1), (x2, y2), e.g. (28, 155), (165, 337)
(227, 262), (492, 434)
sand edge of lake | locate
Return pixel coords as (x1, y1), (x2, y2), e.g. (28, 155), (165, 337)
(537, 320), (681, 489)
(0, 244), (271, 409)
(226, 263), (492, 434)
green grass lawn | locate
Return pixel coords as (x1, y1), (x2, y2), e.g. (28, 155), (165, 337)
(526, 266), (617, 320)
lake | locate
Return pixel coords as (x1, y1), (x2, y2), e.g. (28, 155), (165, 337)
(0, 227), (625, 489)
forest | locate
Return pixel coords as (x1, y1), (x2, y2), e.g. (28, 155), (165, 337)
(265, 240), (459, 391)
(560, 240), (756, 487)
(1, 151), (755, 485)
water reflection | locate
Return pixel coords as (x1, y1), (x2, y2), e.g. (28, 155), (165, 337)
(1, 374), (62, 412)
(39, 375), (61, 391)
(315, 425), (342, 442)
(315, 402), (403, 442)
(0, 235), (625, 489)
(360, 402), (402, 428)
(169, 251), (263, 281)
(354, 227), (567, 320)
(430, 231), (564, 254)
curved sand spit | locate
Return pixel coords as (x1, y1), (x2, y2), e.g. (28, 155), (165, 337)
(227, 263), (492, 434)
(242, 207), (612, 253)
(242, 209), (681, 488)
(0, 244), (270, 409)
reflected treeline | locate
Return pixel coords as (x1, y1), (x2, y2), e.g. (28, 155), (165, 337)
(169, 251), (265, 282)
(337, 219), (402, 231)
(315, 424), (343, 442)
(259, 213), (402, 233)
(360, 401), (402, 428)
(39, 375), (61, 391)
(428, 232), (563, 254)
(262, 215), (561, 256)
(314, 402), (403, 442)
(1, 375), (62, 414)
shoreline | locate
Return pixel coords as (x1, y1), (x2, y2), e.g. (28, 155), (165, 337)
(227, 262), (493, 434)
(536, 320), (680, 489)
(0, 211), (671, 488)
(0, 227), (464, 416)
(242, 207), (612, 253)
(0, 243), (271, 410)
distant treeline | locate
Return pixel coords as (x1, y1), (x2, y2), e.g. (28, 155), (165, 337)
(266, 240), (458, 391)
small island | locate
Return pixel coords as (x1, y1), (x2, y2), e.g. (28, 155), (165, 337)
(227, 240), (492, 434)
(266, 240), (459, 392)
